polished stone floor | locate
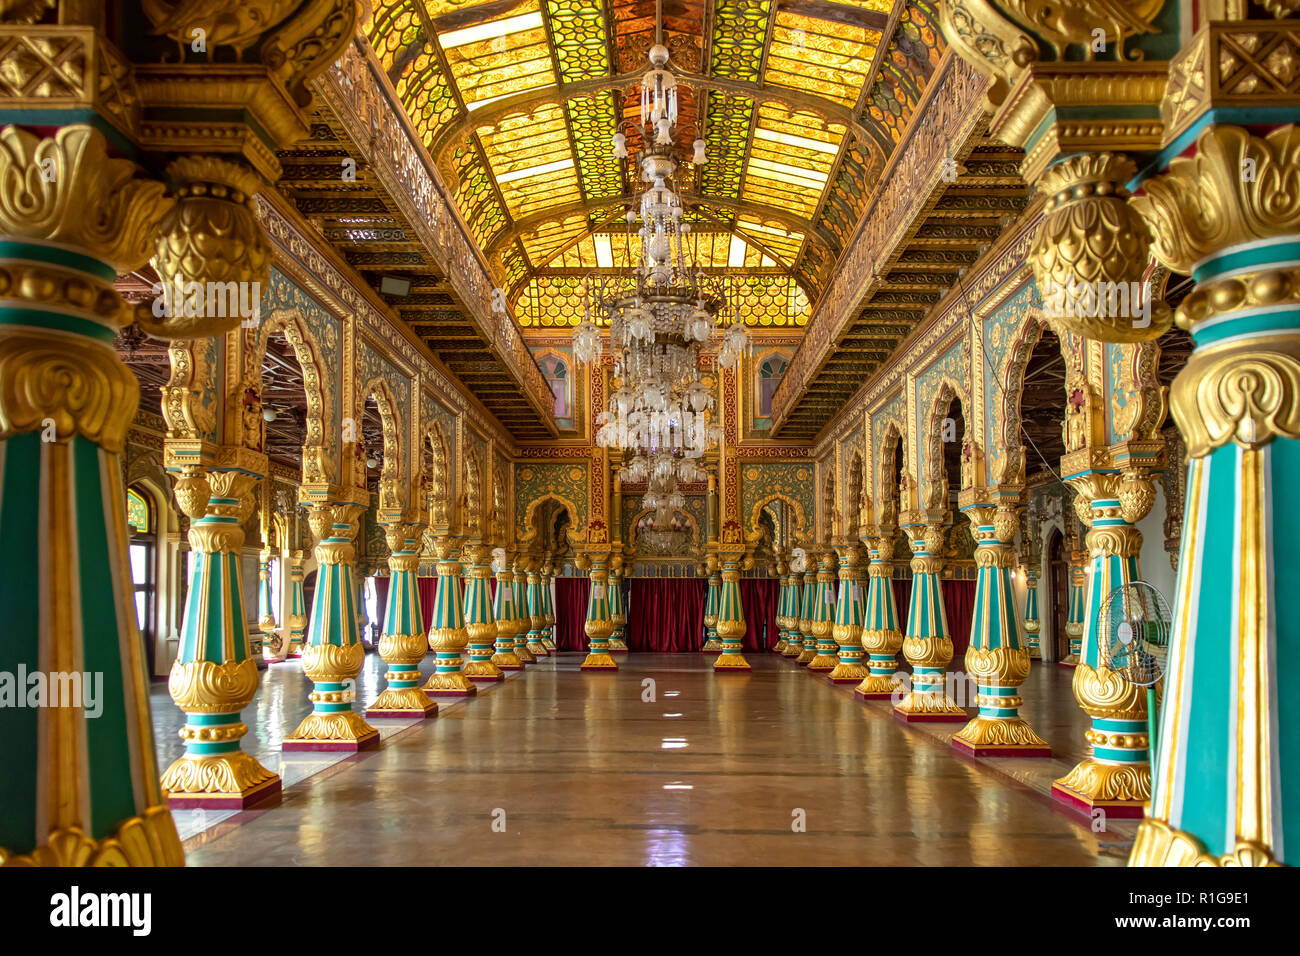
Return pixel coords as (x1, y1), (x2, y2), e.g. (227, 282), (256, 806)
(155, 651), (1130, 866)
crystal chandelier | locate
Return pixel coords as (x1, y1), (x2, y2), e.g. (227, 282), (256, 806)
(572, 30), (748, 497)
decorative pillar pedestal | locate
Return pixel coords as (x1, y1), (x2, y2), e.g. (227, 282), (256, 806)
(423, 536), (477, 697)
(492, 556), (523, 670)
(782, 567), (806, 659)
(285, 501), (380, 751)
(0, 124), (188, 863)
(795, 567), (819, 664)
(1061, 556), (1086, 667)
(525, 564), (550, 657)
(1023, 568), (1041, 660)
(713, 554), (750, 671)
(540, 561), (558, 651)
(462, 545), (505, 682)
(894, 521), (967, 721)
(828, 548), (866, 681)
(511, 563), (536, 664)
(856, 530), (904, 699)
(772, 560), (791, 654)
(286, 550), (307, 658)
(702, 563), (722, 652)
(580, 554), (618, 671)
(952, 501), (1050, 757)
(367, 526), (437, 717)
(808, 551), (840, 672)
(258, 550), (282, 663)
(162, 467), (284, 805)
(1126, 123), (1300, 866)
(607, 564), (628, 654)
(1051, 469), (1154, 818)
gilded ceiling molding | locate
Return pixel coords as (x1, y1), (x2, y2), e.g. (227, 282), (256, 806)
(314, 39), (556, 433)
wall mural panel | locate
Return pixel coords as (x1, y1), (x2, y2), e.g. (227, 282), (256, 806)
(739, 460), (815, 543)
(515, 460), (589, 542)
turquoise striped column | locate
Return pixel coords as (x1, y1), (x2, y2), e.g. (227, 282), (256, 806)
(781, 570), (805, 659)
(463, 545), (504, 682)
(257, 550), (280, 661)
(829, 546), (867, 682)
(856, 530), (903, 698)
(0, 124), (186, 863)
(808, 551), (839, 672)
(367, 528), (437, 716)
(286, 550), (307, 658)
(423, 536), (476, 697)
(1051, 470), (1153, 818)
(702, 564), (722, 651)
(1062, 558), (1086, 666)
(953, 502), (1050, 757)
(1129, 126), (1300, 865)
(492, 557), (523, 670)
(540, 563), (557, 650)
(795, 567), (819, 664)
(286, 502), (380, 749)
(163, 469), (284, 801)
(526, 565), (550, 657)
(1023, 568), (1042, 660)
(606, 565), (627, 654)
(772, 565), (791, 653)
(581, 554), (617, 671)
(511, 564), (536, 664)
(713, 555), (750, 671)
(895, 521), (966, 721)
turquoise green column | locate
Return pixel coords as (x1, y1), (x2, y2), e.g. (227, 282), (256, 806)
(857, 530), (904, 698)
(525, 565), (549, 657)
(511, 564), (535, 664)
(828, 546), (867, 682)
(1023, 567), (1041, 660)
(581, 553), (617, 670)
(366, 527), (437, 717)
(423, 536), (476, 696)
(492, 556), (523, 670)
(257, 550), (280, 661)
(772, 565), (791, 653)
(286, 550), (307, 658)
(0, 124), (187, 863)
(607, 565), (627, 654)
(285, 501), (380, 749)
(540, 562), (557, 650)
(894, 520), (966, 720)
(807, 551), (839, 671)
(795, 567), (818, 662)
(781, 570), (804, 659)
(702, 563), (722, 651)
(1062, 556), (1086, 666)
(713, 554), (750, 671)
(463, 544), (504, 682)
(952, 501), (1050, 757)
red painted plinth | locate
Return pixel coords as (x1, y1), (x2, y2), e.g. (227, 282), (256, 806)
(165, 777), (282, 811)
(1051, 783), (1147, 819)
(365, 708), (435, 718)
(467, 674), (506, 682)
(892, 710), (969, 723)
(282, 734), (380, 753)
(828, 675), (864, 684)
(424, 688), (477, 698)
(855, 690), (894, 700)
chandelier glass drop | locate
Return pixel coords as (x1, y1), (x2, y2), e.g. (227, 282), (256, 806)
(571, 36), (748, 500)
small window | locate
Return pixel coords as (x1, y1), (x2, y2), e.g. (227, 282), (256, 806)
(127, 487), (152, 534)
(540, 353), (571, 419)
(757, 354), (789, 418)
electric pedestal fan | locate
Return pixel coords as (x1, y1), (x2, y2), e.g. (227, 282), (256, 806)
(1098, 581), (1172, 761)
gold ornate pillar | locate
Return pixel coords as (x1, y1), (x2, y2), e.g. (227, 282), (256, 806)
(367, 521), (437, 717)
(423, 534), (477, 697)
(894, 518), (967, 721)
(856, 529), (904, 699)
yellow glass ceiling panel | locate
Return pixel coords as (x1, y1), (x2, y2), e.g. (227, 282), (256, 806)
(440, 3), (555, 109)
(522, 211), (593, 267)
(763, 12), (880, 107)
(478, 105), (581, 219)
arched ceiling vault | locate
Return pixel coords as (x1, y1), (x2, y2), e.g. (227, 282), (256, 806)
(363, 0), (947, 330)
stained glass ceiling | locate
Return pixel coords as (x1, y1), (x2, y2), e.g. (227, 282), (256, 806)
(363, 0), (945, 328)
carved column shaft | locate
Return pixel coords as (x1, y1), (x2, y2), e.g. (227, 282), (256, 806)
(895, 520), (967, 720)
(463, 545), (504, 682)
(856, 531), (904, 699)
(423, 536), (476, 697)
(367, 527), (437, 716)
(580, 554), (617, 671)
(795, 567), (819, 664)
(492, 553), (523, 671)
(713, 554), (751, 672)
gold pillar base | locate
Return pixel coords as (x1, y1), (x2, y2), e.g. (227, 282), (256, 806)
(283, 711), (381, 751)
(1027, 647), (1041, 660)
(608, 637), (628, 653)
(781, 643), (804, 659)
(807, 652), (838, 671)
(854, 673), (902, 699)
(826, 660), (869, 683)
(422, 672), (478, 697)
(773, 639), (789, 654)
(463, 660), (506, 682)
(541, 637), (557, 651)
(1051, 759), (1150, 819)
(160, 752), (282, 809)
(713, 653), (751, 671)
(492, 650), (524, 670)
(366, 687), (439, 718)
(1129, 818), (1281, 867)
(701, 638), (723, 651)
(892, 690), (968, 722)
(951, 716), (1051, 758)
(581, 652), (618, 670)
(515, 643), (537, 664)
(1059, 653), (1080, 667)
(527, 638), (549, 656)
(795, 645), (817, 665)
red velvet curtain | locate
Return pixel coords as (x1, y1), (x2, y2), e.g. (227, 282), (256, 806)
(555, 577), (591, 651)
(625, 578), (704, 651)
(739, 579), (780, 650)
(890, 576), (977, 659)
(373, 577), (390, 634)
(416, 576), (438, 633)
